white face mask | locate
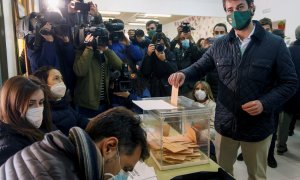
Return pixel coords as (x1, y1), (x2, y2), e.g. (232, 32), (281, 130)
(195, 89), (207, 101)
(26, 107), (44, 128)
(50, 82), (66, 99)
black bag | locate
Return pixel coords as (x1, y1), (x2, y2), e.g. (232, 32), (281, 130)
(171, 168), (235, 180)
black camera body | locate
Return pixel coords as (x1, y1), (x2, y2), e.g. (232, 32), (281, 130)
(84, 26), (109, 47)
(181, 22), (191, 33)
(110, 63), (133, 92)
(34, 15), (69, 50)
(73, 1), (91, 11)
(104, 20), (125, 42)
(155, 31), (165, 53)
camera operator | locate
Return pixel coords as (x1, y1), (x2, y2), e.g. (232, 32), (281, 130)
(107, 19), (143, 68)
(141, 32), (178, 97)
(28, 10), (76, 96)
(73, 28), (123, 118)
(170, 22), (204, 98)
(110, 65), (151, 113)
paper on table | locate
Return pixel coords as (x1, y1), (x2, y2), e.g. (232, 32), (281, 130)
(128, 161), (157, 180)
(170, 86), (179, 106)
(132, 100), (177, 110)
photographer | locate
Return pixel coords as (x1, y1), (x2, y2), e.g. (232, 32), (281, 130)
(170, 22), (204, 98)
(28, 10), (76, 95)
(73, 28), (123, 118)
(63, 0), (103, 27)
(141, 32), (177, 97)
(130, 29), (151, 70)
(107, 19), (143, 66)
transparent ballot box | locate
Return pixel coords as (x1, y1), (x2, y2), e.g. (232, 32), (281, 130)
(135, 96), (212, 170)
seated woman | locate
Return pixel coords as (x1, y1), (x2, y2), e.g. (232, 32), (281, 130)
(193, 81), (216, 140)
(0, 76), (53, 165)
(33, 66), (94, 135)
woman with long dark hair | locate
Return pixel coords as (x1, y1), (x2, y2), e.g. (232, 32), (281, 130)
(33, 66), (92, 135)
(0, 76), (53, 165)
(141, 32), (178, 97)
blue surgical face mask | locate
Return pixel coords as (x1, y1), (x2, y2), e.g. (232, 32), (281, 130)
(215, 34), (225, 39)
(105, 149), (129, 180)
(181, 39), (190, 49)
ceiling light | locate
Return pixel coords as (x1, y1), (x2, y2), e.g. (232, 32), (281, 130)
(144, 14), (171, 18)
(128, 22), (146, 26)
(99, 11), (121, 15)
(136, 18), (159, 22)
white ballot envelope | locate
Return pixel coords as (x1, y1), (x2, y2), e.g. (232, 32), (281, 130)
(170, 85), (179, 106)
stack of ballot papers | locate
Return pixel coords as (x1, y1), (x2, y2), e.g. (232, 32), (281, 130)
(149, 135), (203, 165)
(128, 161), (157, 180)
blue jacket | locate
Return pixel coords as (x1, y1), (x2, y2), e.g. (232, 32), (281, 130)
(181, 21), (298, 142)
(109, 42), (143, 63)
(0, 122), (34, 166)
(50, 98), (89, 135)
(27, 36), (76, 93)
(284, 40), (300, 113)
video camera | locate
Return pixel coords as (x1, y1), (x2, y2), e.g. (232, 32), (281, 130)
(155, 24), (165, 52)
(181, 22), (191, 33)
(83, 26), (109, 47)
(110, 63), (133, 92)
(104, 20), (125, 42)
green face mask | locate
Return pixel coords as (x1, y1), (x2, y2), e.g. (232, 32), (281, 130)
(148, 30), (156, 39)
(227, 10), (252, 30)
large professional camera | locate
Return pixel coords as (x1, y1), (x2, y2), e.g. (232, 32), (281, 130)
(83, 26), (109, 47)
(104, 20), (125, 42)
(110, 63), (133, 92)
(181, 22), (191, 33)
(34, 14), (69, 50)
(155, 24), (165, 53)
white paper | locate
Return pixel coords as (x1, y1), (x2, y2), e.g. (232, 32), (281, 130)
(128, 161), (157, 180)
(133, 100), (177, 110)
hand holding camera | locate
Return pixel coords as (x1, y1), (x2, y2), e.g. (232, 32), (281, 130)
(113, 91), (130, 98)
(147, 44), (155, 56)
(40, 22), (54, 42)
(155, 50), (166, 61)
(88, 2), (98, 17)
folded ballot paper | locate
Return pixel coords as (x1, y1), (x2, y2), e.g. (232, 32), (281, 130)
(127, 161), (157, 180)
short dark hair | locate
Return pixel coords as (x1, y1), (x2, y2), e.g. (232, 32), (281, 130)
(146, 20), (157, 28)
(213, 23), (228, 33)
(259, 17), (272, 29)
(151, 32), (170, 49)
(222, 0), (254, 11)
(85, 107), (149, 161)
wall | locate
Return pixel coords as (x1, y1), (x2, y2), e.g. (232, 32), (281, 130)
(94, 0), (224, 17)
(163, 16), (230, 41)
(3, 0), (17, 77)
(253, 0), (300, 41)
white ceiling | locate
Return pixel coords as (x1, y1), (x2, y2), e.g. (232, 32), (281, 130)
(101, 12), (188, 26)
